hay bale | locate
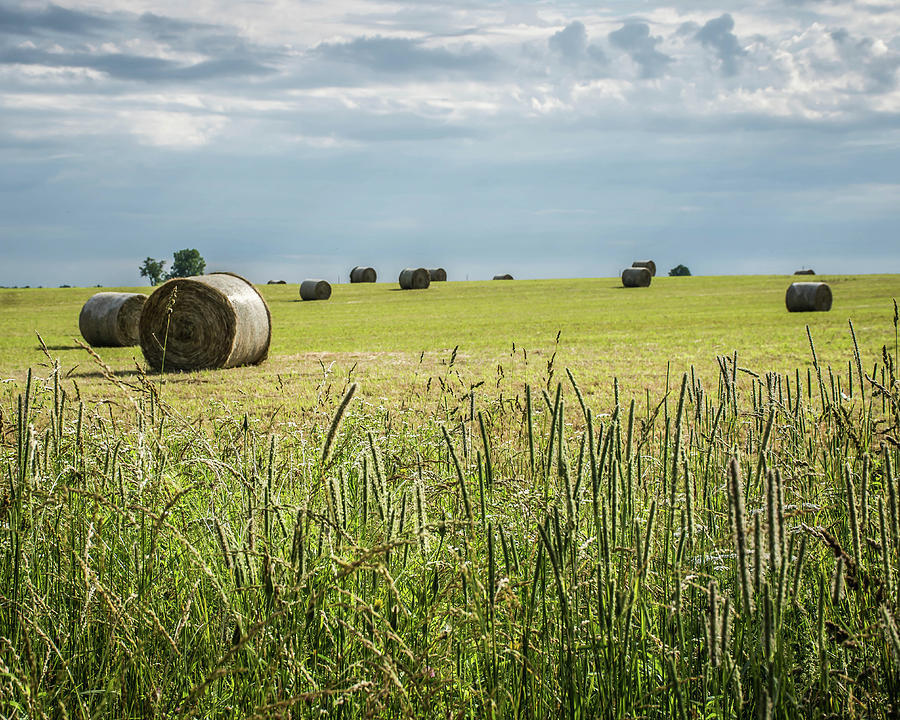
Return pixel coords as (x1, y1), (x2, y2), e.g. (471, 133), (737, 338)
(399, 268), (430, 290)
(350, 266), (377, 283)
(428, 268), (447, 282)
(493, 274), (514, 280)
(139, 272), (271, 371)
(300, 279), (332, 301)
(793, 269), (815, 276)
(622, 267), (652, 287)
(79, 292), (147, 347)
(632, 260), (656, 276)
(785, 282), (832, 312)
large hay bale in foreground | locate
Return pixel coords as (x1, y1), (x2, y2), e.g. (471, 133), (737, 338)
(493, 274), (514, 280)
(794, 269), (815, 276)
(139, 273), (271, 371)
(785, 282), (832, 312)
(350, 266), (377, 283)
(622, 267), (652, 287)
(399, 268), (430, 290)
(428, 268), (447, 282)
(632, 260), (656, 276)
(79, 292), (147, 347)
(300, 279), (332, 301)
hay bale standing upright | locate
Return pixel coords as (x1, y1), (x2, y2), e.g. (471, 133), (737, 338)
(785, 282), (832, 312)
(399, 268), (430, 289)
(139, 272), (271, 371)
(632, 260), (656, 276)
(300, 279), (332, 301)
(622, 267), (652, 287)
(350, 266), (377, 283)
(79, 292), (147, 347)
(428, 268), (447, 282)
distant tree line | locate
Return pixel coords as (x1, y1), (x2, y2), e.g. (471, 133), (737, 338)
(140, 249), (206, 285)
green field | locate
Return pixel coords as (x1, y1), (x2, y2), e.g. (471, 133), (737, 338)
(1, 275), (900, 718)
(1, 274), (898, 416)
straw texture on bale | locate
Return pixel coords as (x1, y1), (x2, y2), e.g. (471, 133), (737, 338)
(785, 282), (832, 312)
(428, 268), (447, 282)
(139, 272), (271, 371)
(350, 266), (377, 283)
(79, 292), (147, 347)
(793, 269), (815, 275)
(493, 274), (514, 280)
(300, 279), (332, 301)
(632, 260), (656, 276)
(399, 267), (430, 290)
(622, 267), (652, 287)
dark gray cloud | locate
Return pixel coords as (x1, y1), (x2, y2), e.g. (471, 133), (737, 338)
(549, 21), (587, 62)
(0, 45), (275, 82)
(831, 28), (900, 91)
(314, 35), (499, 75)
(548, 21), (605, 65)
(608, 22), (670, 78)
(0, 3), (112, 37)
(695, 14), (745, 76)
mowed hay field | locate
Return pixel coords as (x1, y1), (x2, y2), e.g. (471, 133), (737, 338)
(1, 274), (898, 416)
(2, 274), (900, 719)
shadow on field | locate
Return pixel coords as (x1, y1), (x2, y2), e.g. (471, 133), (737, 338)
(40, 345), (82, 351)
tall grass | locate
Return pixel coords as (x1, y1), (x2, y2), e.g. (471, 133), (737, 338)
(1, 316), (899, 718)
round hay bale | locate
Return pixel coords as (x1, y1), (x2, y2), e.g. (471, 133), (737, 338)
(350, 266), (377, 283)
(139, 272), (271, 371)
(300, 279), (332, 301)
(493, 273), (514, 280)
(785, 282), (832, 312)
(79, 292), (147, 347)
(622, 267), (652, 287)
(632, 260), (656, 276)
(399, 268), (430, 290)
(428, 268), (447, 282)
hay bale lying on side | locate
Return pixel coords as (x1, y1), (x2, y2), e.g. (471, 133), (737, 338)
(632, 260), (656, 276)
(300, 279), (332, 301)
(493, 274), (514, 280)
(399, 268), (430, 290)
(79, 292), (147, 347)
(793, 269), (815, 275)
(428, 268), (447, 282)
(785, 282), (832, 312)
(622, 267), (652, 287)
(139, 272), (271, 371)
(350, 266), (377, 283)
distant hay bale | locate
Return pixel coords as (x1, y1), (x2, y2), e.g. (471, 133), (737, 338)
(428, 268), (447, 282)
(300, 279), (332, 301)
(399, 268), (431, 290)
(785, 282), (832, 312)
(350, 266), (377, 283)
(622, 267), (652, 287)
(493, 274), (514, 280)
(139, 272), (271, 371)
(794, 269), (815, 275)
(79, 292), (147, 347)
(632, 260), (656, 277)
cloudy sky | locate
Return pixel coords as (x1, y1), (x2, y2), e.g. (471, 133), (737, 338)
(1, 0), (899, 286)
